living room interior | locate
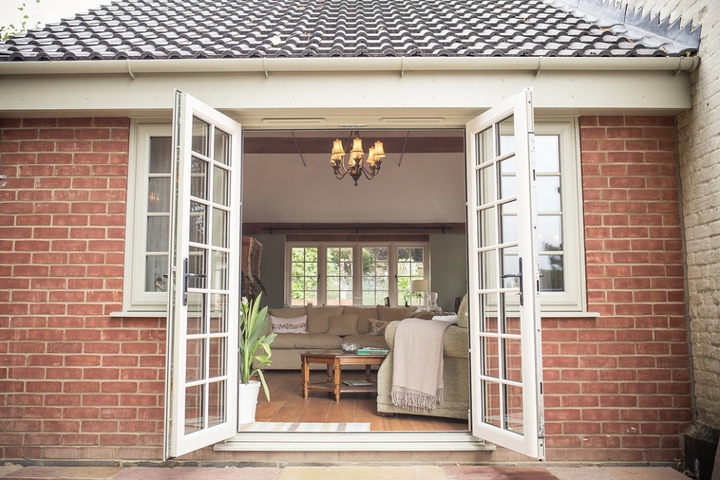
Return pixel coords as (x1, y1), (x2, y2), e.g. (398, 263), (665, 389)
(239, 127), (472, 432)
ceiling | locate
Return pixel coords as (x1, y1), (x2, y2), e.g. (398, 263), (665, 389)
(241, 128), (467, 226)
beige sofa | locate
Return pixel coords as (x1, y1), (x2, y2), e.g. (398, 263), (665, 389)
(376, 295), (469, 420)
(265, 304), (434, 370)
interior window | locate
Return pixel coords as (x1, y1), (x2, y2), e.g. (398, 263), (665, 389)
(286, 242), (429, 307)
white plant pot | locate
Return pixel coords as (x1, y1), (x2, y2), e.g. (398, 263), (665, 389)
(238, 380), (261, 425)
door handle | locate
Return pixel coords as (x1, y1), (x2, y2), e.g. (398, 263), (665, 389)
(500, 258), (523, 306)
(183, 257), (207, 306)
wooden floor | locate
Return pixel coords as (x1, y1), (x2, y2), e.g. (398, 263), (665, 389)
(256, 370), (469, 432)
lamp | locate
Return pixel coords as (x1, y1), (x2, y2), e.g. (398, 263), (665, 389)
(330, 131), (385, 186)
(410, 279), (429, 307)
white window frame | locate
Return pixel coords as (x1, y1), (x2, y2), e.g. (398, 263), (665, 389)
(122, 122), (173, 313)
(285, 241), (430, 307)
(121, 120), (584, 314)
(534, 119), (586, 313)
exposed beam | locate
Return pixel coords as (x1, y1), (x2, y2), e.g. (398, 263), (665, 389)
(243, 135), (464, 155)
(243, 223), (466, 235)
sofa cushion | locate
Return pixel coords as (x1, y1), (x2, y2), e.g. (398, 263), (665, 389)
(271, 333), (342, 349)
(342, 306), (377, 334)
(327, 314), (359, 336)
(270, 314), (307, 334)
(268, 306), (307, 318)
(377, 305), (415, 321)
(305, 306), (345, 333)
(368, 318), (391, 335)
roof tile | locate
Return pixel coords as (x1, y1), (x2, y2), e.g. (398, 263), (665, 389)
(0, 0), (700, 62)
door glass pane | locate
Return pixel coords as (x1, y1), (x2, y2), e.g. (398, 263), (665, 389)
(476, 161), (495, 207)
(212, 166), (229, 206)
(506, 384), (525, 434)
(209, 337), (226, 378)
(149, 137), (172, 173)
(211, 251), (228, 290)
(189, 202), (207, 244)
(186, 338), (204, 383)
(192, 117), (209, 155)
(210, 293), (227, 334)
(208, 381), (226, 427)
(184, 384), (203, 434)
(214, 129), (230, 165)
(505, 337), (523, 382)
(499, 116), (515, 155)
(499, 156), (516, 202)
(187, 247), (207, 289)
(482, 379), (502, 428)
(187, 292), (204, 335)
(191, 158), (208, 200)
(211, 208), (228, 248)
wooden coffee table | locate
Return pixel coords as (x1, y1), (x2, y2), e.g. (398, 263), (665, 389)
(300, 350), (387, 402)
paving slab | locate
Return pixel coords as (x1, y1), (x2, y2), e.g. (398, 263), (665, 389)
(547, 466), (688, 480)
(279, 465), (446, 480)
(0, 466), (122, 480)
(111, 466), (279, 480)
(445, 465), (558, 479)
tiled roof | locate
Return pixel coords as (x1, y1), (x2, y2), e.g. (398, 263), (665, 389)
(0, 0), (700, 62)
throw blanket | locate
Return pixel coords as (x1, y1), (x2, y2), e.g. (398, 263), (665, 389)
(391, 318), (451, 411)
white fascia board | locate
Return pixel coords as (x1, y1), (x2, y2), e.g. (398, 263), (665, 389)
(0, 57), (696, 124)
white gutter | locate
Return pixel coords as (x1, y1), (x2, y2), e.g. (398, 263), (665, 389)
(0, 55), (701, 76)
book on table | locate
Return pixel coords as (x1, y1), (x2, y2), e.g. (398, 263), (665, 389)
(342, 379), (374, 387)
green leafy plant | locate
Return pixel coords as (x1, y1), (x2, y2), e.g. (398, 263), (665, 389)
(239, 292), (276, 401)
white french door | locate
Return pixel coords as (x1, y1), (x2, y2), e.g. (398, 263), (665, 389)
(466, 89), (545, 459)
(161, 89), (544, 459)
(164, 92), (243, 459)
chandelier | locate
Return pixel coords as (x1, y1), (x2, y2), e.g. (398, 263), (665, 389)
(330, 132), (385, 186)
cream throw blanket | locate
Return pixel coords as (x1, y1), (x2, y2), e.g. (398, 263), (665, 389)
(391, 318), (451, 411)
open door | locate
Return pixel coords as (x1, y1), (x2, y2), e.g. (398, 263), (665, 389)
(466, 89), (545, 459)
(164, 92), (243, 459)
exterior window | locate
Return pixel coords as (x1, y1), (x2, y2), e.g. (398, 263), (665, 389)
(499, 120), (584, 311)
(123, 124), (173, 312)
(535, 121), (584, 311)
(286, 243), (429, 307)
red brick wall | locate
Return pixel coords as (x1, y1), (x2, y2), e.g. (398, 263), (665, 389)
(541, 116), (691, 462)
(0, 116), (691, 463)
(0, 118), (166, 460)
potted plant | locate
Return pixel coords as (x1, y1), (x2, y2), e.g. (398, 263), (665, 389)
(238, 292), (276, 424)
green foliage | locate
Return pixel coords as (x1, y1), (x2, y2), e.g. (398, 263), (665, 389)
(238, 292), (276, 401)
(1, 1), (41, 42)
